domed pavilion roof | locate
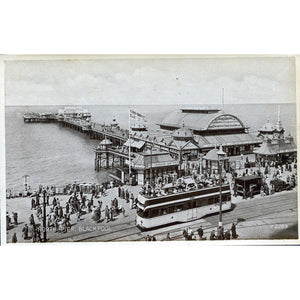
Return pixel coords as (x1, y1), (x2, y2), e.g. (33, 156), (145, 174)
(172, 123), (194, 141)
(204, 146), (228, 161)
(259, 122), (275, 132)
(99, 138), (112, 145)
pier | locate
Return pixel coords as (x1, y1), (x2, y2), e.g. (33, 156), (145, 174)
(23, 110), (130, 145)
(23, 112), (58, 123)
(23, 106), (296, 182)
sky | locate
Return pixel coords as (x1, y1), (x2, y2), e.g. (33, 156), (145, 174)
(4, 56), (296, 106)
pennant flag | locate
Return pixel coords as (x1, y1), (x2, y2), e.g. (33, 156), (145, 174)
(130, 109), (146, 122)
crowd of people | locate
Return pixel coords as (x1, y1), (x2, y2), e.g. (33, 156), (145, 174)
(8, 181), (133, 243)
(118, 186), (137, 209)
(181, 223), (238, 241)
(231, 160), (297, 199)
(7, 157), (297, 243)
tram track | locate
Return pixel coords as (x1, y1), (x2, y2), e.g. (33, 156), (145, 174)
(88, 199), (297, 242)
(54, 190), (297, 242)
(105, 194), (298, 241)
(112, 205), (297, 242)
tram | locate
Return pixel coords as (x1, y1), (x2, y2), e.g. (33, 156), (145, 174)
(136, 177), (232, 229)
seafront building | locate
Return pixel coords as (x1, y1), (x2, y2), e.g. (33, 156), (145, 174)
(95, 107), (265, 184)
(254, 106), (297, 163)
(158, 107), (261, 156)
(23, 105), (296, 185)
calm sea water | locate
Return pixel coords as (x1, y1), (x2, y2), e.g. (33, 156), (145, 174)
(5, 103), (297, 192)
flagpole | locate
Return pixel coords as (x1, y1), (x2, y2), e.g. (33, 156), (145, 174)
(128, 107), (131, 182)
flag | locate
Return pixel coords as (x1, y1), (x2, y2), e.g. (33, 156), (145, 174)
(130, 109), (146, 122)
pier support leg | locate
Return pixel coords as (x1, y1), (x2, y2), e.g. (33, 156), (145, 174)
(106, 152), (109, 169)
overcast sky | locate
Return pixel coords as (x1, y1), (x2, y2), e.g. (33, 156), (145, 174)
(5, 57), (296, 106)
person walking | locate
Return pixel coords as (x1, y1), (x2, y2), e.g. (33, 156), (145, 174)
(187, 227), (193, 240)
(210, 230), (216, 240)
(105, 205), (110, 222)
(225, 230), (231, 240)
(36, 227), (42, 242)
(66, 202), (69, 214)
(52, 197), (57, 209)
(110, 207), (114, 221)
(32, 225), (37, 243)
(59, 206), (63, 218)
(22, 224), (29, 240)
(31, 198), (36, 210)
(197, 226), (204, 240)
(12, 233), (17, 243)
(29, 214), (35, 226)
(55, 206), (59, 218)
(231, 223), (238, 239)
(13, 212), (18, 225)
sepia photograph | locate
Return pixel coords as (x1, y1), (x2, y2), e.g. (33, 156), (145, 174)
(4, 56), (298, 243)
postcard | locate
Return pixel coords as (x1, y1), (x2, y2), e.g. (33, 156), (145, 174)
(1, 55), (299, 244)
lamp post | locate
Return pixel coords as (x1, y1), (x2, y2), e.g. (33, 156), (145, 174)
(178, 149), (182, 178)
(150, 144), (153, 186)
(217, 145), (226, 228)
(42, 189), (47, 242)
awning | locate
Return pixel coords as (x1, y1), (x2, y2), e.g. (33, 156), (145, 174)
(196, 133), (261, 148)
(123, 139), (145, 149)
(131, 152), (179, 170)
(253, 140), (277, 156)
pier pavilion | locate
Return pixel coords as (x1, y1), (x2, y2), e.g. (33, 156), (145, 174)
(254, 107), (297, 163)
(158, 107), (262, 157)
(130, 149), (179, 185)
(94, 138), (132, 171)
(203, 145), (230, 175)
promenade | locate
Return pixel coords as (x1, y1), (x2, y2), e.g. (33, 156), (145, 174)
(6, 185), (298, 243)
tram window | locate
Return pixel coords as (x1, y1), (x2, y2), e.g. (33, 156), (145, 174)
(208, 198), (214, 205)
(199, 200), (204, 207)
(183, 202), (192, 210)
(150, 209), (159, 218)
(137, 208), (143, 216)
(223, 195), (230, 202)
(162, 208), (168, 215)
(169, 206), (175, 213)
(201, 199), (208, 206)
(176, 205), (183, 212)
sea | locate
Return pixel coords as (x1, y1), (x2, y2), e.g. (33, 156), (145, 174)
(5, 103), (297, 192)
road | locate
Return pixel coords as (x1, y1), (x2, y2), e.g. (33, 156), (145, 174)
(54, 189), (298, 242)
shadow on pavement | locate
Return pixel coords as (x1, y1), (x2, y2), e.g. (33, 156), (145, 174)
(270, 223), (298, 239)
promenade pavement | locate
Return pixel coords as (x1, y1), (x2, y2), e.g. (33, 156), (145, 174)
(6, 185), (140, 243)
(6, 162), (298, 243)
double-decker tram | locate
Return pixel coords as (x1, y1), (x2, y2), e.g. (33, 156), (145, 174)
(136, 177), (232, 229)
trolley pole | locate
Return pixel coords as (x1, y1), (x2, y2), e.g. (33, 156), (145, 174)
(150, 145), (152, 186)
(128, 107), (131, 183)
(217, 145), (226, 228)
(42, 189), (47, 242)
(218, 158), (222, 227)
